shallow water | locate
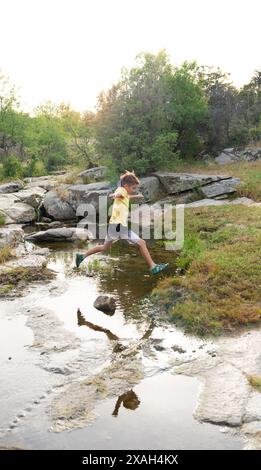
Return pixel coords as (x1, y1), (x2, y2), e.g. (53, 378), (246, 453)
(0, 240), (243, 449)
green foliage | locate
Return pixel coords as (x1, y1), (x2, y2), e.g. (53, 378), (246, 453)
(2, 155), (23, 177)
(0, 61), (260, 177)
(96, 51), (207, 174)
(0, 213), (6, 225)
(23, 155), (46, 177)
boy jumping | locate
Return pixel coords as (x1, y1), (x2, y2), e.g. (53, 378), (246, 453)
(75, 170), (169, 274)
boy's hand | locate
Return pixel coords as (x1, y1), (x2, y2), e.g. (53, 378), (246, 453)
(130, 193), (144, 200)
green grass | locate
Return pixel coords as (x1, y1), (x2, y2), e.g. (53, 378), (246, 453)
(152, 204), (261, 336)
(0, 213), (6, 226)
(248, 375), (261, 392)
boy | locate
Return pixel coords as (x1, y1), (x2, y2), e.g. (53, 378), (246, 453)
(75, 170), (169, 274)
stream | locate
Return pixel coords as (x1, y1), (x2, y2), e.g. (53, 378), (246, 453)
(0, 239), (244, 449)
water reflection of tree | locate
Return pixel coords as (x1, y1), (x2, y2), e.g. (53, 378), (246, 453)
(112, 390), (140, 416)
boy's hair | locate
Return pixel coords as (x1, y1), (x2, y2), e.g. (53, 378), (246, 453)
(120, 170), (140, 186)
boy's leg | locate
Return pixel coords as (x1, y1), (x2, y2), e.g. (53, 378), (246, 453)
(83, 241), (112, 258)
(127, 231), (169, 274)
(136, 239), (156, 269)
(76, 241), (112, 267)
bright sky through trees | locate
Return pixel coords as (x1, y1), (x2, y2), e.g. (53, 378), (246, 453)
(0, 0), (260, 113)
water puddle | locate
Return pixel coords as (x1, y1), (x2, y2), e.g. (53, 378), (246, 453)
(0, 240), (244, 449)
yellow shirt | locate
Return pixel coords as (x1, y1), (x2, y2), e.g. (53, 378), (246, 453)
(109, 186), (129, 227)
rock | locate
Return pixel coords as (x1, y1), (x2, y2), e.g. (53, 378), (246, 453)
(215, 147), (261, 165)
(48, 221), (64, 228)
(25, 227), (91, 243)
(172, 345), (186, 354)
(138, 176), (164, 202)
(153, 172), (230, 194)
(0, 225), (24, 248)
(215, 152), (235, 165)
(24, 176), (58, 191)
(77, 166), (107, 181)
(200, 178), (241, 198)
(93, 295), (116, 314)
(67, 183), (112, 210)
(43, 190), (76, 221)
(0, 194), (36, 223)
(15, 186), (46, 209)
(0, 180), (24, 194)
(194, 363), (249, 426)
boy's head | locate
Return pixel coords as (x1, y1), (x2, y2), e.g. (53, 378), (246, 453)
(120, 170), (140, 194)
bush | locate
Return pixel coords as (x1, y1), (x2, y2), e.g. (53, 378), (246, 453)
(23, 156), (46, 177)
(2, 155), (23, 178)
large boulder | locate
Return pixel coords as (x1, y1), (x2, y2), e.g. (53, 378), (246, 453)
(138, 176), (165, 202)
(153, 172), (230, 194)
(43, 189), (75, 221)
(25, 227), (91, 243)
(0, 180), (24, 194)
(15, 186), (46, 209)
(0, 194), (36, 224)
(77, 166), (107, 181)
(0, 225), (24, 248)
(67, 183), (112, 212)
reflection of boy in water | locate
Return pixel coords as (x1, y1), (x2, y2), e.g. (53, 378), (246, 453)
(112, 390), (140, 417)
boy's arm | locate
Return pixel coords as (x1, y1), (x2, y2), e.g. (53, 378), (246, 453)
(108, 192), (124, 199)
(129, 193), (144, 200)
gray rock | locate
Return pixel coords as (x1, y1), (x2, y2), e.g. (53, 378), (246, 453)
(0, 225), (24, 248)
(93, 295), (116, 314)
(215, 152), (235, 165)
(194, 363), (249, 426)
(0, 180), (24, 194)
(15, 186), (46, 209)
(77, 166), (107, 180)
(215, 147), (261, 165)
(43, 190), (76, 220)
(153, 172), (230, 194)
(24, 176), (58, 191)
(138, 176), (164, 202)
(25, 227), (90, 242)
(201, 178), (241, 198)
(0, 194), (36, 224)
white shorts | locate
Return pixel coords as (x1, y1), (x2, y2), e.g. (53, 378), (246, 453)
(104, 223), (141, 245)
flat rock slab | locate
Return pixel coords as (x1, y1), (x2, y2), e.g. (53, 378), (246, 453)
(194, 363), (249, 426)
(201, 178), (241, 198)
(153, 172), (231, 194)
(25, 227), (90, 242)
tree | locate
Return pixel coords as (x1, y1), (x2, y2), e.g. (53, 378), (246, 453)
(95, 51), (207, 175)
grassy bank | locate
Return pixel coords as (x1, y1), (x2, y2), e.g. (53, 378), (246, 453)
(152, 204), (261, 336)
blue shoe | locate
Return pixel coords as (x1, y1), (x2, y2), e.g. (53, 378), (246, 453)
(76, 253), (85, 268)
(150, 263), (169, 275)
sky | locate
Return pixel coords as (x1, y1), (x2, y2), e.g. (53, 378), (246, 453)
(0, 0), (260, 114)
